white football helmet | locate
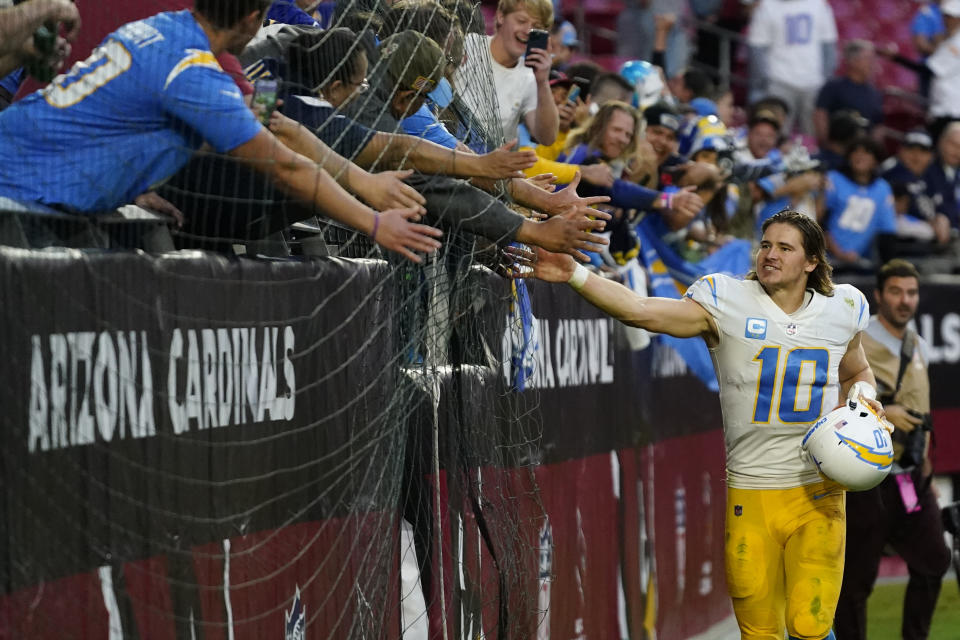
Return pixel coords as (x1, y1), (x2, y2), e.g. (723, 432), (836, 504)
(800, 398), (894, 491)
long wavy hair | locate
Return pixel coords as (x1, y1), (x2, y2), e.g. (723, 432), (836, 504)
(566, 101), (641, 163)
(745, 209), (835, 296)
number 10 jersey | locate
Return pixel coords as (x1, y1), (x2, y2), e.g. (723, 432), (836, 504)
(686, 274), (869, 489)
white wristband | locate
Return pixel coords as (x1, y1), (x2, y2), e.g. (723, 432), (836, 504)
(847, 381), (877, 402)
(567, 264), (589, 290)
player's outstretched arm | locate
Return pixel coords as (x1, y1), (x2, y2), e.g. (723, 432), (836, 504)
(526, 248), (715, 339)
(230, 130), (441, 263)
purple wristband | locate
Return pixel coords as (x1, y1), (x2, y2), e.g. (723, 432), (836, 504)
(371, 212), (380, 241)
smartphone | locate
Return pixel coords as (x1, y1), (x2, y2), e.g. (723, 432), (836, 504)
(252, 79), (278, 125)
(525, 29), (550, 61)
(566, 85), (581, 104)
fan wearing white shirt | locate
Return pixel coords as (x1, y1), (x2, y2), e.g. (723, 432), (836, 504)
(456, 0), (558, 146)
(748, 0), (838, 137)
(927, 0), (960, 123)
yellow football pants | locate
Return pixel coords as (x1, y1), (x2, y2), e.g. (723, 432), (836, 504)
(725, 481), (846, 640)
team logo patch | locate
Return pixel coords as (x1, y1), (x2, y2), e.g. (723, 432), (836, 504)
(837, 432), (894, 469)
(785, 322), (798, 336)
(734, 505), (743, 517)
(844, 297), (855, 309)
(744, 317), (767, 340)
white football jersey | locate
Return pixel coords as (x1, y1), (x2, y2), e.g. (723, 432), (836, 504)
(686, 274), (869, 489)
(747, 0), (838, 90)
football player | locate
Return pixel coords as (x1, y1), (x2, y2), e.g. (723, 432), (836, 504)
(0, 0), (441, 262)
(523, 209), (888, 640)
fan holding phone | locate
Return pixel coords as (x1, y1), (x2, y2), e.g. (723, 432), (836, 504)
(454, 0), (559, 146)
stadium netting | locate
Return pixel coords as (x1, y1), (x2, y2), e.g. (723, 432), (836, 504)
(0, 1), (555, 638)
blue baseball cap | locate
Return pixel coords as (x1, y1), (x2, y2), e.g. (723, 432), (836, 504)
(690, 97), (718, 117)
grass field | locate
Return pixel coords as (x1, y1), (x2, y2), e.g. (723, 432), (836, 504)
(867, 577), (960, 640)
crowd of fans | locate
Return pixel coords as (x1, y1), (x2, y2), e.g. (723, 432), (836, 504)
(0, 1), (956, 633)
(0, 0), (960, 280)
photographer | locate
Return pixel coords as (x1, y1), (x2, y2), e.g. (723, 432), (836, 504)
(835, 259), (951, 640)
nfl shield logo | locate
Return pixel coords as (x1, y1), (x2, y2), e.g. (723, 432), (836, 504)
(734, 505), (743, 517)
(786, 323), (798, 336)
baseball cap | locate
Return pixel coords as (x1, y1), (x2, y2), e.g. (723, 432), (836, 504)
(557, 21), (580, 47)
(903, 129), (933, 150)
(689, 97), (718, 117)
(942, 0), (960, 17)
(549, 69), (573, 88)
(644, 102), (682, 132)
(379, 31), (445, 95)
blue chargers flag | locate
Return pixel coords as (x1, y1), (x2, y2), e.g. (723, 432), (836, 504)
(635, 216), (752, 391)
(507, 277), (538, 391)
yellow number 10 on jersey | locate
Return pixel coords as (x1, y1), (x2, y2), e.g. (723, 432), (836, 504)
(752, 346), (829, 423)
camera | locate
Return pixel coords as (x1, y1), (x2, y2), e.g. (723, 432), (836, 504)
(896, 409), (933, 469)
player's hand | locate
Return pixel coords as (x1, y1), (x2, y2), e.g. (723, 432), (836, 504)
(580, 162), (615, 188)
(542, 171), (612, 217)
(478, 140), (537, 179)
(359, 169), (426, 215)
(860, 396), (893, 433)
(529, 246), (578, 282)
(524, 47), (551, 85)
(372, 207), (443, 263)
(883, 404), (922, 434)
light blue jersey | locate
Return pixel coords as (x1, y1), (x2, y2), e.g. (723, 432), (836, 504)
(0, 11), (262, 212)
(824, 170), (896, 259)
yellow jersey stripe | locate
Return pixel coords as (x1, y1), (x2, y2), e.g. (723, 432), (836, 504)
(163, 49), (222, 90)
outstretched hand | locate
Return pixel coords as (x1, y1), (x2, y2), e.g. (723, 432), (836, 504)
(534, 206), (608, 261)
(527, 173), (557, 192)
(505, 246), (577, 282)
(479, 139), (537, 179)
(542, 171), (612, 217)
(373, 207), (443, 263)
(669, 186), (704, 221)
(361, 169), (426, 214)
